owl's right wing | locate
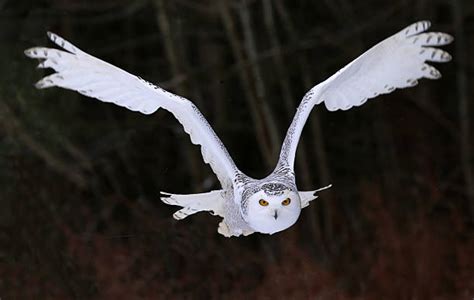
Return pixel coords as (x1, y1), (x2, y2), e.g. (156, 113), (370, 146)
(277, 21), (453, 170)
(25, 32), (239, 189)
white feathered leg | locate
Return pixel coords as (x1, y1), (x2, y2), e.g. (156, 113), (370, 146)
(160, 190), (225, 220)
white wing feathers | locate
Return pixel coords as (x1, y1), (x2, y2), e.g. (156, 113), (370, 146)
(160, 190), (225, 220)
(277, 21), (453, 169)
(316, 21), (453, 111)
(299, 184), (333, 208)
(25, 32), (238, 188)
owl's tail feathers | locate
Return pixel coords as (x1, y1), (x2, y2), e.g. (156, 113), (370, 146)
(299, 184), (332, 208)
(160, 190), (225, 220)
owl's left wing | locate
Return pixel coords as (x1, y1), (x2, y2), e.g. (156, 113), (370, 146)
(25, 32), (239, 188)
(277, 21), (453, 170)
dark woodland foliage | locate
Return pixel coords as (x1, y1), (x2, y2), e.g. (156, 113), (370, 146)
(1, 0), (473, 298)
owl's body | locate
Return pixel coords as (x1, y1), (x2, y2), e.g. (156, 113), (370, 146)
(162, 164), (325, 236)
(25, 21), (452, 237)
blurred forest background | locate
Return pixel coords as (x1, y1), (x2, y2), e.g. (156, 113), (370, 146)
(1, 0), (473, 299)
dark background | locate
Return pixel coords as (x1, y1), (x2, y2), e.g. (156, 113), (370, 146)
(1, 0), (473, 299)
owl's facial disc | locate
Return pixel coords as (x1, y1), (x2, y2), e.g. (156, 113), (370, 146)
(245, 189), (301, 234)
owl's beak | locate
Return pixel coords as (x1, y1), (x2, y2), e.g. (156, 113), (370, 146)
(273, 209), (278, 220)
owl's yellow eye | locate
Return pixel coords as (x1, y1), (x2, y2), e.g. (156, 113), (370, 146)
(259, 199), (269, 206)
(281, 198), (291, 206)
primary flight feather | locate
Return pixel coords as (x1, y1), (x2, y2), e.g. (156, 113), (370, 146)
(25, 21), (452, 237)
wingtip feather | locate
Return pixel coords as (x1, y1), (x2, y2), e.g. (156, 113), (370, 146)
(418, 20), (431, 31)
(34, 80), (50, 89)
(24, 48), (37, 58)
(402, 20), (432, 37)
(444, 33), (454, 44)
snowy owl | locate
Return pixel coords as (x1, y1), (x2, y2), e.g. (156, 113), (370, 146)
(25, 21), (452, 237)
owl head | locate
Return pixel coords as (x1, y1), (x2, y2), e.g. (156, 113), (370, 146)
(244, 183), (301, 234)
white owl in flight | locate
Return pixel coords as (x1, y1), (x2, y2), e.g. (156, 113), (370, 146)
(25, 21), (452, 237)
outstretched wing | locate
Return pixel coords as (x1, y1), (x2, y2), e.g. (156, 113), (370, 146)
(25, 32), (239, 188)
(277, 21), (453, 169)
